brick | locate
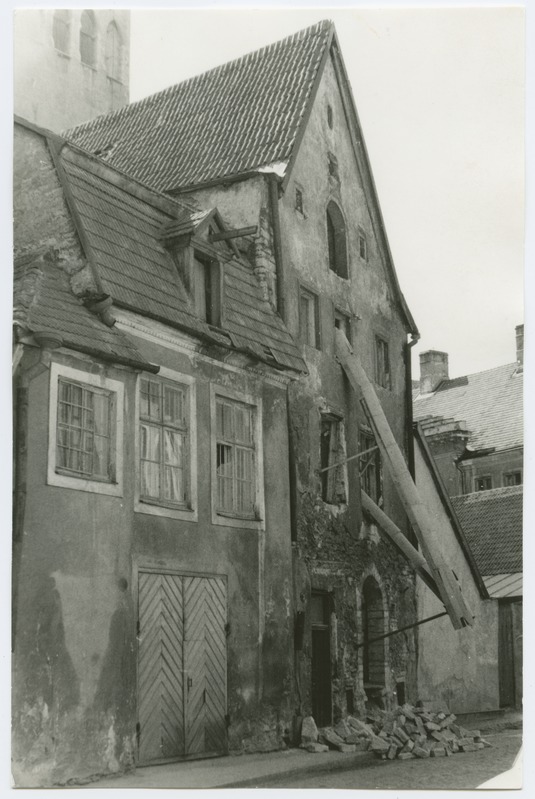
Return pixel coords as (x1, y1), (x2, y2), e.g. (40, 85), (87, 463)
(301, 716), (318, 743)
(431, 731), (446, 742)
(337, 743), (357, 753)
(425, 721), (441, 731)
(394, 727), (410, 744)
(439, 714), (456, 729)
(413, 746), (430, 758)
(401, 739), (415, 753)
(333, 719), (352, 740)
(370, 735), (390, 754)
(401, 704), (417, 720)
(319, 728), (345, 749)
(387, 744), (398, 760)
(458, 742), (478, 753)
(301, 742), (329, 753)
(348, 717), (374, 738)
(479, 739), (492, 748)
(431, 747), (446, 757)
(398, 752), (415, 760)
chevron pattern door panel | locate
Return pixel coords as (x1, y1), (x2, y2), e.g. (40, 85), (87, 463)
(138, 572), (185, 764)
(137, 572), (227, 764)
(184, 576), (228, 756)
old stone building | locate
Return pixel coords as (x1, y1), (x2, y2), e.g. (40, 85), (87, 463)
(13, 19), (478, 785)
(14, 9), (130, 131)
(68, 18), (427, 719)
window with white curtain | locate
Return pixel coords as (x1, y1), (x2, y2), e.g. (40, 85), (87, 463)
(139, 377), (189, 507)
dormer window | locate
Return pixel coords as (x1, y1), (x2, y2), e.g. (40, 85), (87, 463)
(194, 252), (221, 327)
(326, 201), (348, 279)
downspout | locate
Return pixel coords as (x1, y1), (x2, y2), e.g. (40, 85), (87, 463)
(404, 333), (420, 550)
(268, 174), (286, 321)
(405, 333), (420, 479)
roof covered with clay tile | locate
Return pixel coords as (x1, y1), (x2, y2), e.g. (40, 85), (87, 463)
(413, 363), (523, 453)
(65, 21), (332, 192)
(55, 143), (305, 372)
(451, 486), (523, 577)
(14, 251), (153, 369)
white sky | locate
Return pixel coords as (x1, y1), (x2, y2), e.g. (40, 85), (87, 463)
(129, 6), (525, 378)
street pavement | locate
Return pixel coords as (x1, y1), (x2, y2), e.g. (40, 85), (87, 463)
(88, 716), (522, 791)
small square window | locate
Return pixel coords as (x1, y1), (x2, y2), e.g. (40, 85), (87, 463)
(358, 232), (368, 261)
(503, 470), (522, 487)
(299, 287), (321, 349)
(334, 308), (351, 342)
(359, 429), (382, 505)
(475, 476), (492, 492)
(375, 337), (391, 389)
(320, 414), (347, 504)
(295, 188), (304, 214)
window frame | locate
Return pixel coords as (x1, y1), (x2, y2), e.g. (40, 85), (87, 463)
(105, 20), (122, 82)
(358, 229), (368, 262)
(210, 384), (265, 530)
(193, 249), (222, 328)
(47, 362), (124, 496)
(320, 412), (348, 505)
(474, 475), (493, 492)
(358, 427), (383, 505)
(503, 470), (522, 487)
(52, 9), (71, 54)
(334, 307), (352, 344)
(375, 335), (391, 390)
(299, 285), (321, 349)
(326, 200), (348, 279)
(134, 368), (197, 521)
(80, 10), (97, 68)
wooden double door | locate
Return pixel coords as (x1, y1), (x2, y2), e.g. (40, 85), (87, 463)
(137, 572), (227, 764)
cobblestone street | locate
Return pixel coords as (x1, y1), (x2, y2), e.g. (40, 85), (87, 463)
(255, 730), (522, 790)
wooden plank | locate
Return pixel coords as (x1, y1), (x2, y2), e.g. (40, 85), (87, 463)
(184, 577), (227, 757)
(138, 572), (185, 764)
(209, 225), (258, 242)
(335, 329), (473, 630)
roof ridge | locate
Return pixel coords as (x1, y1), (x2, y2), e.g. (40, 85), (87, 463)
(443, 361), (517, 384)
(65, 19), (332, 137)
(452, 485), (523, 501)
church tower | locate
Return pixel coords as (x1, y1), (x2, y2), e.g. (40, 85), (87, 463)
(14, 9), (130, 132)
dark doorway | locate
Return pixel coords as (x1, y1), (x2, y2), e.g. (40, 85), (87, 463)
(310, 592), (332, 726)
(498, 599), (522, 709)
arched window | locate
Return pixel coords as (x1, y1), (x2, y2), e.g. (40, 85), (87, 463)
(80, 10), (97, 67)
(52, 10), (71, 53)
(362, 577), (386, 689)
(105, 21), (122, 81)
(326, 201), (348, 278)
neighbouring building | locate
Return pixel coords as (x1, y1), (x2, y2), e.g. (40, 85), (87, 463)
(14, 9), (130, 131)
(14, 18), (479, 786)
(13, 117), (305, 785)
(413, 332), (523, 712)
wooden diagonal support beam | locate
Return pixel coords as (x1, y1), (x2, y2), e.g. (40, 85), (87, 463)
(335, 328), (474, 630)
(209, 226), (258, 242)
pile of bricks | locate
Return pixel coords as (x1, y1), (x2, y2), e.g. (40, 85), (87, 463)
(300, 704), (492, 760)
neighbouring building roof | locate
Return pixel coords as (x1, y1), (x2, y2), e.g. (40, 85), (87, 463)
(64, 20), (332, 192)
(413, 363), (523, 453)
(451, 486), (523, 580)
(14, 251), (153, 370)
(483, 573), (522, 599)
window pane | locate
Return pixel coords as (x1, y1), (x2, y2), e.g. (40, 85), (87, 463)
(141, 461), (159, 499)
(236, 448), (254, 513)
(164, 465), (184, 502)
(163, 385), (184, 426)
(163, 429), (183, 468)
(234, 405), (252, 444)
(217, 443), (234, 511)
(216, 401), (233, 439)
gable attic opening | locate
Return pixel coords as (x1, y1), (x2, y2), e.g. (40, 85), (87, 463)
(326, 200), (348, 278)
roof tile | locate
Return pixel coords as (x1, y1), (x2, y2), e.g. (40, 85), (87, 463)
(65, 21), (332, 191)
